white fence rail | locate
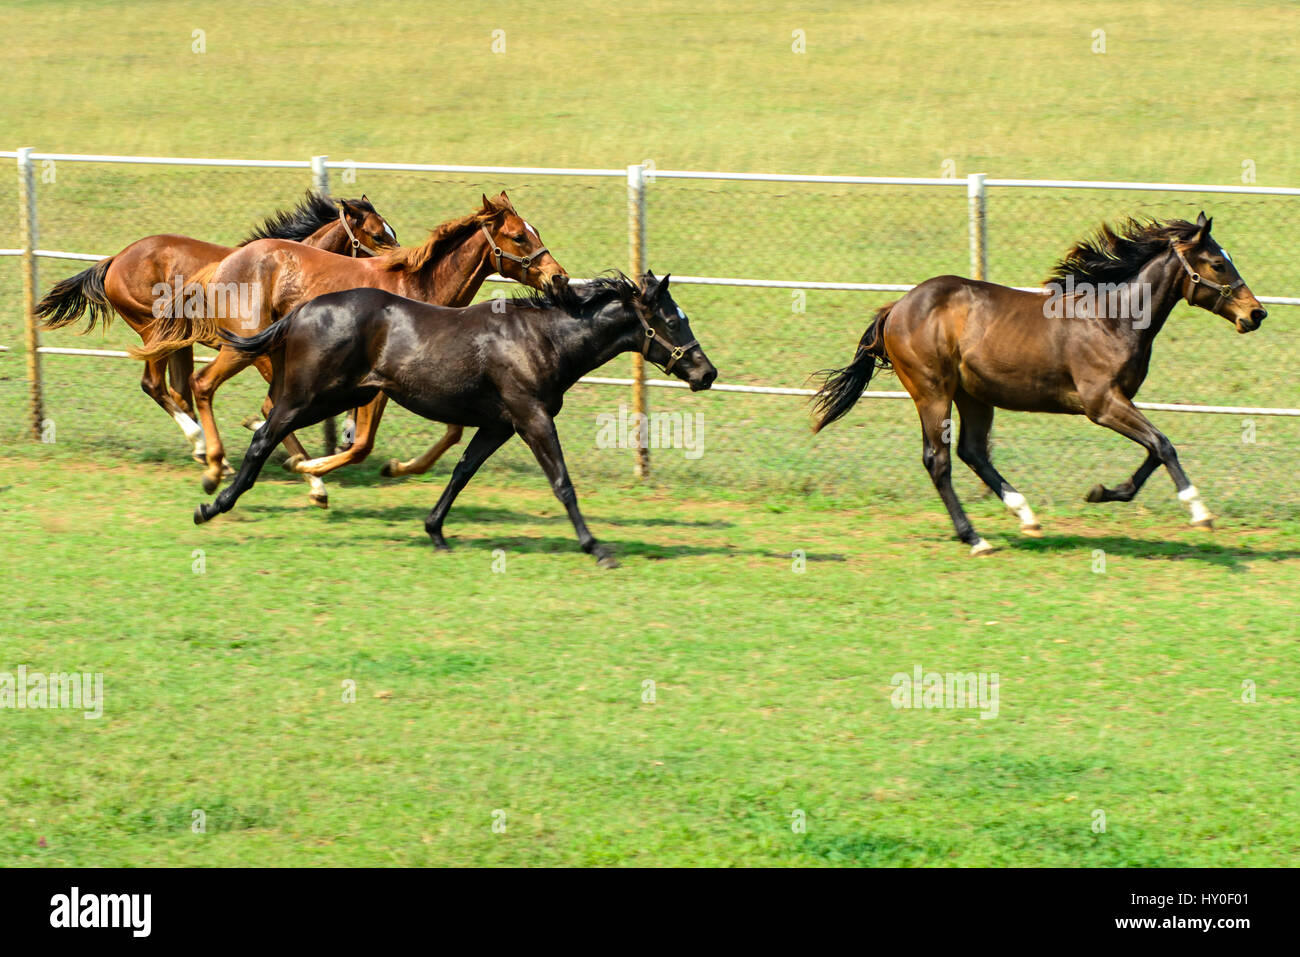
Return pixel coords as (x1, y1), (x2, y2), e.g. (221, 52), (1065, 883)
(4, 150), (1299, 467)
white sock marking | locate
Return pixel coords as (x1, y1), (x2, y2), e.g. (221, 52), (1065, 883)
(1002, 490), (1039, 527)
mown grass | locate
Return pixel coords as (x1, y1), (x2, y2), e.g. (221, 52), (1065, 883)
(2, 0), (1298, 866)
(2, 445), (1298, 866)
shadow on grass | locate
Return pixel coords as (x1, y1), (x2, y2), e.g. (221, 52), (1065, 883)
(1002, 532), (1300, 570)
(315, 502), (735, 531)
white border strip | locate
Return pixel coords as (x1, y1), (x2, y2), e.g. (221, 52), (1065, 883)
(6, 348), (1297, 416)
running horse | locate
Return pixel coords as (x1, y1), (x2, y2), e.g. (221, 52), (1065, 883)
(35, 192), (397, 485)
(199, 273), (717, 568)
(133, 192), (565, 506)
(812, 214), (1266, 554)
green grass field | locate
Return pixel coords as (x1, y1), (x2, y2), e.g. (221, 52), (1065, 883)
(2, 0), (1299, 866)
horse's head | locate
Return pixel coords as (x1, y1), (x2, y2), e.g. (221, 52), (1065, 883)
(339, 195), (400, 253)
(480, 192), (568, 291)
(1173, 212), (1266, 334)
(635, 272), (717, 392)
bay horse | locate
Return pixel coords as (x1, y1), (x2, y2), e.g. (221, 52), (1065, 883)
(35, 192), (397, 484)
(133, 192), (565, 506)
(811, 213), (1266, 555)
(197, 273), (717, 568)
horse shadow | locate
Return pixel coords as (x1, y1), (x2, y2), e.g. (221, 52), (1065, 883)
(1001, 532), (1300, 571)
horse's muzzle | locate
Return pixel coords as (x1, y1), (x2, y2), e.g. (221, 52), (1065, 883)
(1236, 306), (1267, 333)
(689, 367), (717, 391)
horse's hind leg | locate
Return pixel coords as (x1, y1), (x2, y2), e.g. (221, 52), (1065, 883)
(954, 393), (1041, 537)
(1084, 389), (1213, 528)
(1084, 450), (1161, 504)
(915, 397), (991, 555)
(139, 355), (206, 462)
(244, 355), (329, 506)
(195, 401), (320, 524)
(381, 425), (464, 478)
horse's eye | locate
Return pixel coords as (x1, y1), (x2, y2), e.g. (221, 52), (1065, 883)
(1210, 260), (1226, 271)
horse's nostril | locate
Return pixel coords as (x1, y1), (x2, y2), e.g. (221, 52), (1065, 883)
(1251, 308), (1267, 323)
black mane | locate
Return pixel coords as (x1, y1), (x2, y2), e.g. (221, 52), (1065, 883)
(1046, 218), (1203, 287)
(239, 191), (372, 245)
(511, 272), (643, 316)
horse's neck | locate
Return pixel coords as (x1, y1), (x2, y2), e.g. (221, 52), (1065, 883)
(404, 228), (491, 306)
(1129, 251), (1186, 347)
(548, 305), (641, 381)
(302, 222), (348, 254)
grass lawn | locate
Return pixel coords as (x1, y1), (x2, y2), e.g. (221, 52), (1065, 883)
(2, 0), (1298, 866)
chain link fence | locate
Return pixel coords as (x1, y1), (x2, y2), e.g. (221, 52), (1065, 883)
(3, 153), (1298, 522)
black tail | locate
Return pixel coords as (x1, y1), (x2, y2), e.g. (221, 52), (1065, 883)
(220, 313), (294, 359)
(36, 258), (114, 332)
(810, 303), (895, 433)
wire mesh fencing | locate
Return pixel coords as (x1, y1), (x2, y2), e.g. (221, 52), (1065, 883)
(3, 154), (1298, 524)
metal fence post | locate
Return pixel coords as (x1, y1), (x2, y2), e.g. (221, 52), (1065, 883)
(17, 147), (43, 441)
(311, 154), (339, 452)
(311, 154), (329, 195)
(627, 163), (649, 479)
(967, 172), (987, 281)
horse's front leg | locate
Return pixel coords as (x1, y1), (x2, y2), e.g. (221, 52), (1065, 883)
(381, 424), (464, 477)
(516, 410), (617, 568)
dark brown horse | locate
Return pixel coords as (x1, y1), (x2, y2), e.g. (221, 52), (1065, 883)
(812, 213), (1266, 554)
(35, 192), (396, 483)
(198, 273), (716, 567)
(134, 192), (565, 505)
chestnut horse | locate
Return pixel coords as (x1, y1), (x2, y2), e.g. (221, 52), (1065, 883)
(35, 192), (397, 484)
(201, 273), (717, 567)
(812, 214), (1266, 555)
(134, 192), (566, 506)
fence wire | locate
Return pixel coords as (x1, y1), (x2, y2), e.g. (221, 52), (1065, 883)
(3, 156), (1298, 524)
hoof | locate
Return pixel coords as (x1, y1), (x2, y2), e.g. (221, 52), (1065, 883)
(595, 554), (620, 569)
(201, 473), (220, 495)
(431, 540), (450, 552)
(191, 451), (208, 465)
(240, 415), (262, 431)
(1190, 516), (1215, 530)
(194, 503), (212, 525)
(1084, 484), (1107, 503)
(282, 454), (304, 473)
(1020, 523), (1043, 538)
(970, 539), (996, 557)
(379, 459), (399, 478)
(309, 492), (329, 509)
(220, 460), (235, 478)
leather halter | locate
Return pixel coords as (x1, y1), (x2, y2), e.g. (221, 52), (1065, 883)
(1171, 240), (1243, 315)
(338, 207), (382, 257)
(636, 306), (698, 375)
(480, 223), (549, 275)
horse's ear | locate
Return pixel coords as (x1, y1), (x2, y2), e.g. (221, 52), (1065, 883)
(481, 193), (494, 210)
(1192, 211), (1212, 245)
(497, 190), (515, 211)
(656, 273), (672, 301)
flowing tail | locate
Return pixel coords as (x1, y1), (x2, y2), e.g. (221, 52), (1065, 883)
(810, 303), (895, 433)
(219, 311), (295, 360)
(129, 261), (224, 361)
(36, 258), (114, 333)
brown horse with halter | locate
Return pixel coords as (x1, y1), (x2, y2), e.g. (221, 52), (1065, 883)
(132, 192), (566, 506)
(812, 213), (1266, 555)
(35, 192), (397, 483)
